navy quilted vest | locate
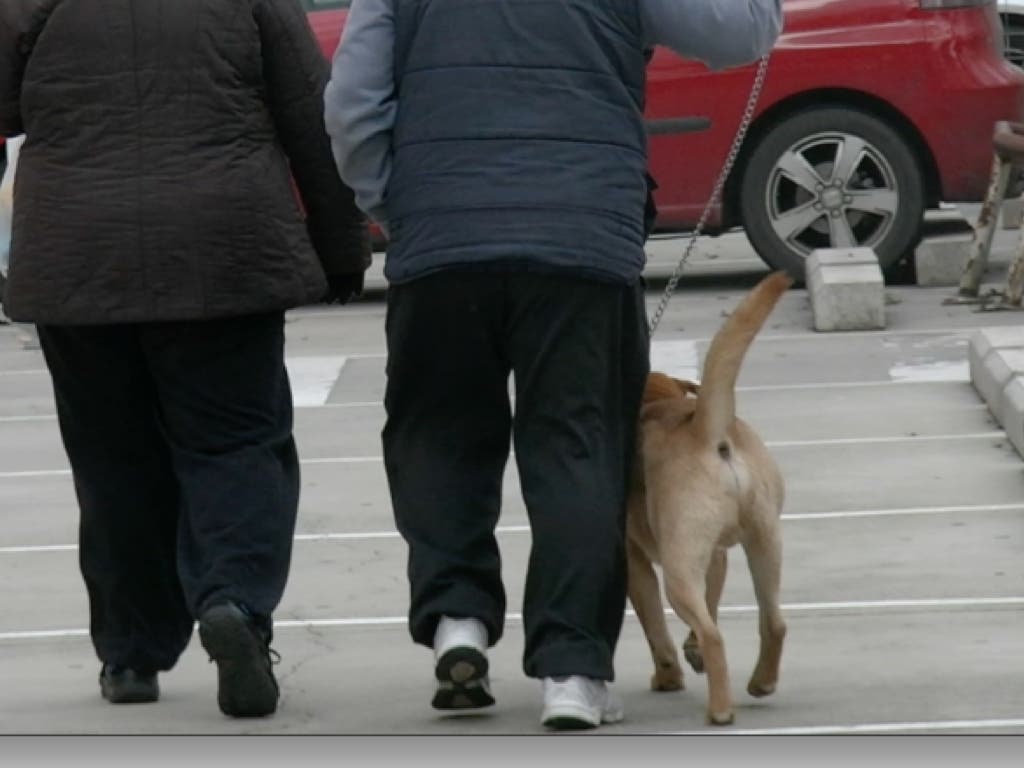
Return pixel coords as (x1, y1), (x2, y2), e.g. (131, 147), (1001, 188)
(386, 0), (648, 284)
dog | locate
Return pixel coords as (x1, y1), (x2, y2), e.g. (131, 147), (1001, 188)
(627, 271), (792, 725)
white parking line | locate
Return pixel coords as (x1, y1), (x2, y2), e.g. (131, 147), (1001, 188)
(315, 401), (382, 410)
(0, 386), (988, 422)
(3, 502), (1021, 555)
(270, 431), (1012, 467)
(783, 502), (1024, 520)
(0, 544), (79, 554)
(889, 360), (969, 383)
(286, 356), (348, 408)
(0, 354), (354, 408)
(0, 327), (995, 380)
(299, 457), (383, 466)
(736, 379), (972, 392)
(2, 596), (1021, 642)
(667, 718), (1024, 735)
(766, 431), (1003, 448)
(0, 469), (72, 479)
(289, 309), (387, 320)
(0, 428), (1005, 480)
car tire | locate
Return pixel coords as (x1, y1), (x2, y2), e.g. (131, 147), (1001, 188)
(738, 106), (925, 280)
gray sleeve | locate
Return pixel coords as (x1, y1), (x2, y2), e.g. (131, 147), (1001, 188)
(640, 0), (783, 71)
(323, 0), (396, 236)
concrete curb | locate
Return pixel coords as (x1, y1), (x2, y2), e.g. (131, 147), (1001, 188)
(968, 327), (1024, 457)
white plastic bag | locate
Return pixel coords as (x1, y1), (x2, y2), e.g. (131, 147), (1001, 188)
(1, 135), (25, 278)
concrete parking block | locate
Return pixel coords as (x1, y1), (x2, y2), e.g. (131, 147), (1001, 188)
(927, 204), (970, 222)
(989, 347), (1024, 414)
(999, 376), (1024, 458)
(1002, 196), (1024, 230)
(968, 327), (1024, 408)
(980, 348), (1024, 414)
(806, 248), (885, 332)
(914, 235), (973, 287)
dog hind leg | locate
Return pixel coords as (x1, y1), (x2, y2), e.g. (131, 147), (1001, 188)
(627, 538), (684, 691)
(683, 547), (726, 674)
(743, 527), (786, 698)
(664, 564), (734, 725)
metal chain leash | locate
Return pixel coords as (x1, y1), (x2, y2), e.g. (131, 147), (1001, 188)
(648, 54), (772, 335)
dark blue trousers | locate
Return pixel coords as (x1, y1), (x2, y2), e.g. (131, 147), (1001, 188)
(37, 313), (298, 672)
(383, 270), (650, 681)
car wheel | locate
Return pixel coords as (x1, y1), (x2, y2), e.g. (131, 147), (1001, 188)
(739, 107), (925, 280)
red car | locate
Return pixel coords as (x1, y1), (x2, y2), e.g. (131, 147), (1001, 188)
(305, 0), (1024, 277)
(4, 1), (1019, 277)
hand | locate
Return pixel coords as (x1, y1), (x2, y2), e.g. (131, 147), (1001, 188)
(324, 273), (364, 305)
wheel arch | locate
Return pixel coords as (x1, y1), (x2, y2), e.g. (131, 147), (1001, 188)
(722, 89), (942, 229)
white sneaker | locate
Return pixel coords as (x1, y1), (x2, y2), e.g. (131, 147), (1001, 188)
(541, 676), (625, 730)
(431, 616), (494, 710)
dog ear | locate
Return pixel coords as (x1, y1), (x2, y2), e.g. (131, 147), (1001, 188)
(639, 401), (663, 423)
(639, 399), (674, 426)
(639, 398), (692, 427)
(643, 372), (686, 404)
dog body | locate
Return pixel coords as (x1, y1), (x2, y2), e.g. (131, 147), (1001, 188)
(627, 272), (791, 725)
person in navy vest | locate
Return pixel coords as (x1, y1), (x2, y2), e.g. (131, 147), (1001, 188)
(326, 0), (782, 729)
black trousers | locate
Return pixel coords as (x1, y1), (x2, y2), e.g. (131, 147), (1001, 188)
(383, 270), (650, 681)
(37, 313), (299, 672)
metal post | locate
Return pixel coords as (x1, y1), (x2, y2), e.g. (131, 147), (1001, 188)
(961, 123), (1024, 310)
(1000, 184), (1024, 306)
(956, 155), (1011, 299)
(1003, 224), (1024, 306)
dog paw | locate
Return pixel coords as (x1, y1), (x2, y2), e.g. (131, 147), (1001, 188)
(651, 666), (685, 692)
(683, 640), (704, 674)
(707, 710), (735, 726)
(747, 679), (777, 698)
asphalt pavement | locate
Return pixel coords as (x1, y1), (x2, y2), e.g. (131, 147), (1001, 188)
(1, 207), (1022, 734)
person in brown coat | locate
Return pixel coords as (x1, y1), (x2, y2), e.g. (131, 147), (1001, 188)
(0, 0), (370, 718)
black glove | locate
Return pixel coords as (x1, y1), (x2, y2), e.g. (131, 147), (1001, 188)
(643, 171), (659, 240)
(324, 272), (365, 305)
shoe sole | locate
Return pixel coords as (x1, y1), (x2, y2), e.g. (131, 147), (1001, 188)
(542, 703), (625, 730)
(101, 679), (159, 704)
(432, 646), (495, 710)
(199, 605), (279, 718)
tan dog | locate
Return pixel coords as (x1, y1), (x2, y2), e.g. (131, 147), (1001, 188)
(627, 272), (792, 725)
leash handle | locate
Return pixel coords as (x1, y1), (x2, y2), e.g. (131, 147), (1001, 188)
(649, 53), (772, 336)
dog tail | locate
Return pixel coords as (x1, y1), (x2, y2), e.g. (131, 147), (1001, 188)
(694, 271), (792, 443)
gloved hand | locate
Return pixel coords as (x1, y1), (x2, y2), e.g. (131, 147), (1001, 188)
(323, 272), (365, 305)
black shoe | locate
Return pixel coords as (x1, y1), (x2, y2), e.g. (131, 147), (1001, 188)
(198, 601), (279, 718)
(99, 665), (159, 704)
